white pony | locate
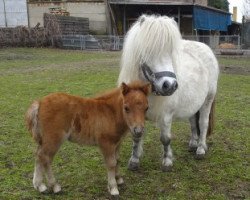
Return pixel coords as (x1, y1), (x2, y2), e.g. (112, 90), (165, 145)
(118, 15), (219, 171)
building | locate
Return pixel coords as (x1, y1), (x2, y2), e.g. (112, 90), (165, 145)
(108, 0), (231, 36)
(27, 0), (231, 37)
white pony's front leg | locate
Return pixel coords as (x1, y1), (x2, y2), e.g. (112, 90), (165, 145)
(160, 115), (173, 172)
(128, 137), (143, 171)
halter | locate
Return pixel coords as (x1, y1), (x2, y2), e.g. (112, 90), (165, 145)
(141, 63), (176, 95)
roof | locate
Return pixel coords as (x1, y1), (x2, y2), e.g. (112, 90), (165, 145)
(109, 0), (231, 15)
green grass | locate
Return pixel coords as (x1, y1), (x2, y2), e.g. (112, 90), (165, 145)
(0, 48), (249, 200)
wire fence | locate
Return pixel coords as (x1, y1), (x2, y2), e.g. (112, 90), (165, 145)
(60, 34), (242, 51)
(60, 35), (124, 51)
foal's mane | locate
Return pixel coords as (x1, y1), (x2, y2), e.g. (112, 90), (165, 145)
(94, 88), (121, 101)
(94, 81), (148, 101)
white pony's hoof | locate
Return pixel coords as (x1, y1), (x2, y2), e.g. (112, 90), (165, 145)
(195, 146), (206, 159)
(162, 165), (172, 172)
(162, 157), (173, 172)
(188, 146), (197, 152)
(38, 183), (48, 193)
(128, 161), (139, 171)
(53, 184), (62, 193)
(111, 194), (120, 200)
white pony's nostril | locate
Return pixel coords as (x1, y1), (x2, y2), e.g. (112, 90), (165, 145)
(173, 81), (178, 90)
(162, 81), (170, 91)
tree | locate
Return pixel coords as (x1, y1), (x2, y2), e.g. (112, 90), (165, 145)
(208, 0), (229, 12)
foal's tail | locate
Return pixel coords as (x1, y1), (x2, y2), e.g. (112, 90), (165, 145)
(25, 101), (42, 144)
(196, 100), (215, 137)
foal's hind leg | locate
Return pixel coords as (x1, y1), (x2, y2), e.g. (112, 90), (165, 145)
(196, 97), (214, 159)
(33, 133), (63, 193)
(33, 146), (47, 193)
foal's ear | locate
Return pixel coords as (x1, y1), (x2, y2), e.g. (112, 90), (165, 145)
(121, 82), (130, 96)
(140, 83), (151, 96)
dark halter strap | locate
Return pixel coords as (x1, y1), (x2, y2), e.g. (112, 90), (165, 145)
(141, 63), (176, 83)
(141, 63), (177, 95)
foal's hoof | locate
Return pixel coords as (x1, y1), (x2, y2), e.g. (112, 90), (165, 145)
(128, 161), (139, 171)
(36, 183), (48, 193)
(162, 165), (172, 172)
(116, 177), (124, 186)
(53, 184), (62, 193)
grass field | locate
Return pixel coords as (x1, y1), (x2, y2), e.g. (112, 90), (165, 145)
(0, 48), (249, 200)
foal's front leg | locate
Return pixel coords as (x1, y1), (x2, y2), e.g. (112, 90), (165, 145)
(128, 137), (143, 171)
(160, 116), (173, 172)
(115, 144), (124, 185)
(101, 144), (119, 197)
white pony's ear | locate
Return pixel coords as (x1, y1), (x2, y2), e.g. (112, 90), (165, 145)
(169, 17), (178, 27)
(139, 15), (146, 25)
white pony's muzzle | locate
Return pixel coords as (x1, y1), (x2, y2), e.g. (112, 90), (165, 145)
(154, 77), (178, 96)
(141, 63), (178, 96)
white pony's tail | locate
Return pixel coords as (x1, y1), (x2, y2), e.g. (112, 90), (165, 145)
(118, 14), (182, 85)
(25, 101), (42, 144)
(196, 100), (215, 137)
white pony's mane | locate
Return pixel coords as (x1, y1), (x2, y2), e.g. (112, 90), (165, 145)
(118, 14), (182, 85)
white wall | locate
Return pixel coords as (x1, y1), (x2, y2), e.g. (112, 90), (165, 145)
(0, 0), (28, 27)
(28, 2), (107, 34)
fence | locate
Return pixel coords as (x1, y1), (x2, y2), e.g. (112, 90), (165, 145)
(183, 35), (241, 49)
(60, 34), (241, 51)
(61, 35), (124, 51)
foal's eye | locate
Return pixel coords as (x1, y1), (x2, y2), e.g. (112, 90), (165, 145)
(145, 107), (149, 112)
(124, 106), (130, 113)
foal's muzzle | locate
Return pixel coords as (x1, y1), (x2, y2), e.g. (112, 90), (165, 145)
(132, 126), (145, 139)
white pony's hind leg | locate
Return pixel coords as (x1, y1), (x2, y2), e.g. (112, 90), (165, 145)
(188, 114), (199, 152)
(128, 138), (143, 171)
(196, 97), (214, 159)
(160, 116), (173, 172)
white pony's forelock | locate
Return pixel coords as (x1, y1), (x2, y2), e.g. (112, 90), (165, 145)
(118, 14), (182, 85)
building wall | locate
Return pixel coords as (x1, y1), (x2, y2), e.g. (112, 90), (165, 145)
(0, 0), (28, 27)
(28, 2), (108, 34)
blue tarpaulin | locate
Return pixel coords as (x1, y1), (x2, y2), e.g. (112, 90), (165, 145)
(193, 6), (231, 31)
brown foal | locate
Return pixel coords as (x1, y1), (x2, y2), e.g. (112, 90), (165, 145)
(25, 81), (150, 197)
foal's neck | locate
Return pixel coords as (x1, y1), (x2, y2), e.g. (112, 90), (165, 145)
(94, 88), (124, 116)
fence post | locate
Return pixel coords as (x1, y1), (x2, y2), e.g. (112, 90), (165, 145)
(238, 36), (240, 49)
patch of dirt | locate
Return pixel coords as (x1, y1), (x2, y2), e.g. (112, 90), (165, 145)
(220, 65), (250, 75)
